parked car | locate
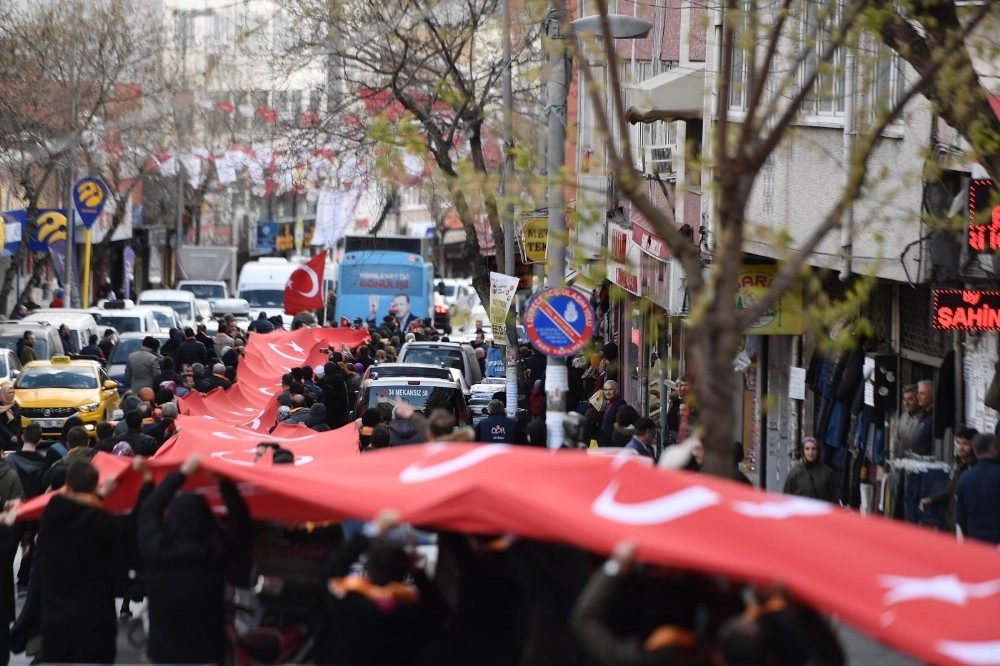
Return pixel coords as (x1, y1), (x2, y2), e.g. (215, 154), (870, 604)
(107, 331), (172, 387)
(21, 311), (100, 354)
(396, 341), (483, 388)
(15, 355), (120, 439)
(363, 362), (471, 396)
(0, 322), (64, 361)
(92, 306), (162, 334)
(176, 280), (230, 304)
(0, 349), (22, 386)
(138, 289), (199, 329)
(137, 305), (183, 332)
(352, 375), (469, 426)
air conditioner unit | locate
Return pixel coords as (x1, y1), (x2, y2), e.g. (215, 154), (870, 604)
(642, 144), (679, 180)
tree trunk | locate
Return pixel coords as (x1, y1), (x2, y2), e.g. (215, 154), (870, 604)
(690, 175), (753, 478)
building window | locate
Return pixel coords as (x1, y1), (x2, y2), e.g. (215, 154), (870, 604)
(727, 1), (751, 112)
(871, 44), (906, 119)
(799, 0), (845, 117)
(174, 12), (194, 50)
(289, 90), (302, 126)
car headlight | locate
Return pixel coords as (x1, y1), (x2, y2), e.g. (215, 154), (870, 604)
(78, 403), (101, 413)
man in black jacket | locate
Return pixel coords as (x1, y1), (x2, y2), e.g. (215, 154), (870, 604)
(176, 328), (208, 368)
(118, 411), (159, 457)
(138, 454), (251, 665)
(320, 509), (446, 665)
(38, 458), (152, 664)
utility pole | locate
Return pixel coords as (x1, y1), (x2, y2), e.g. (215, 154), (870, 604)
(544, 5), (569, 449)
(175, 10), (189, 288)
(501, 0), (519, 417)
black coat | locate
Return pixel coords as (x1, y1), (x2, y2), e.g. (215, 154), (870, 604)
(323, 368), (350, 429)
(38, 484), (151, 664)
(321, 532), (447, 665)
(139, 471), (252, 664)
(203, 374), (233, 392)
(176, 338), (208, 368)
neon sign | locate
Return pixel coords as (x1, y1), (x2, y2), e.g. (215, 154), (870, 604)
(933, 289), (1000, 330)
(967, 179), (1000, 253)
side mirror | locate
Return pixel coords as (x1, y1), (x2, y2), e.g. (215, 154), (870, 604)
(10, 370), (18, 379)
(103, 380), (118, 390)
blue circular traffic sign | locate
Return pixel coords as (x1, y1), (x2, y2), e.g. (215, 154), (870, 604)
(523, 287), (596, 357)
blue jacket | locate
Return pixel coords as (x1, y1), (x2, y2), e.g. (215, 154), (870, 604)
(956, 459), (1000, 544)
(475, 414), (518, 444)
(624, 436), (655, 459)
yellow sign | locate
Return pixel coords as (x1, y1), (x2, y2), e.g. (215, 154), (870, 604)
(75, 180), (105, 208)
(522, 217), (547, 263)
(276, 224), (313, 252)
(736, 264), (803, 335)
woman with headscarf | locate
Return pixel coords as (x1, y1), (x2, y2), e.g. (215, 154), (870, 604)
(783, 437), (836, 502)
(138, 454), (252, 664)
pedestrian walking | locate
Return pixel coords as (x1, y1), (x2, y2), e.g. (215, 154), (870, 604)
(956, 433), (1000, 544)
(138, 454), (252, 664)
(783, 437), (837, 502)
(38, 458), (152, 664)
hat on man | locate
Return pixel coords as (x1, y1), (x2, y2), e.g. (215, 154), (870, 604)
(314, 364), (326, 377)
(633, 417), (657, 433)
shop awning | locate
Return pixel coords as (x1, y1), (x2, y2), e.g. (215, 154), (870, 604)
(626, 63), (707, 124)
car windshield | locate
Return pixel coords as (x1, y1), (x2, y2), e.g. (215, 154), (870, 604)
(366, 384), (457, 411)
(110, 338), (143, 363)
(98, 315), (141, 333)
(401, 348), (465, 371)
(240, 290), (284, 308)
(150, 312), (175, 329)
(16, 366), (97, 389)
(142, 300), (191, 317)
(0, 334), (49, 359)
(180, 284), (226, 300)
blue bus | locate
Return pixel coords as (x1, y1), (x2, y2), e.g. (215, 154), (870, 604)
(335, 250), (434, 331)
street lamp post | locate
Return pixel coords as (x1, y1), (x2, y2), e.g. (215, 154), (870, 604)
(174, 9), (214, 286)
(543, 6), (652, 449)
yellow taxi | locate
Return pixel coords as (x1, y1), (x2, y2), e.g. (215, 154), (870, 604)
(15, 356), (120, 438)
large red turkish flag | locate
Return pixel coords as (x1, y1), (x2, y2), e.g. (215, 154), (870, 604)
(283, 253), (326, 314)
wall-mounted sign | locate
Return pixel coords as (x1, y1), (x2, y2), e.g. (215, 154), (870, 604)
(933, 289), (1000, 330)
(968, 179), (1000, 253)
(521, 217), (547, 263)
(632, 218), (671, 262)
(736, 265), (803, 335)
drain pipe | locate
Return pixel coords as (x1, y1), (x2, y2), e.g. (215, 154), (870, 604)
(840, 49), (856, 281)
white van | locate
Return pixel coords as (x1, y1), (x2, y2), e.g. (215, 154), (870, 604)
(92, 307), (162, 334)
(138, 289), (199, 329)
(236, 258), (299, 321)
(21, 311), (101, 355)
(177, 280), (230, 303)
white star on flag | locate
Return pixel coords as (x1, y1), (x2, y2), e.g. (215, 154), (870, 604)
(879, 574), (1000, 606)
(288, 341), (304, 355)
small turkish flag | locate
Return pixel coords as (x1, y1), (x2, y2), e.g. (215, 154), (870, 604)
(283, 253), (326, 315)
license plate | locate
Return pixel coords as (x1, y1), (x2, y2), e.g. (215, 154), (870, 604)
(35, 419), (65, 429)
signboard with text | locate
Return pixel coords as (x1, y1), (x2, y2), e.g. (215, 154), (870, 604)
(521, 217), (547, 263)
(736, 265), (803, 335)
(933, 289), (1000, 330)
(968, 179), (1000, 253)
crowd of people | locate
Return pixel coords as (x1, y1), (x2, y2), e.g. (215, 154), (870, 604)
(0, 285), (990, 665)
